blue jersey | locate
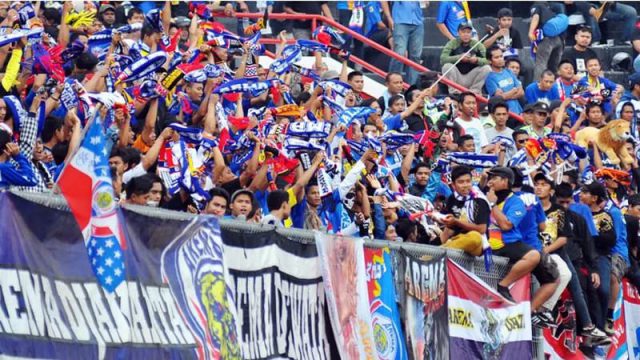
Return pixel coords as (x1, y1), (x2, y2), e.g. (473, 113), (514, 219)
(525, 82), (560, 104)
(0, 154), (37, 189)
(437, 1), (466, 37)
(515, 192), (546, 251)
(606, 201), (630, 265)
(485, 69), (523, 114)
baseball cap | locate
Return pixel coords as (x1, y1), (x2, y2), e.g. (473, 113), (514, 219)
(479, 103), (489, 116)
(458, 22), (473, 31)
(523, 103), (535, 113)
(581, 182), (608, 203)
(533, 101), (550, 113)
(99, 4), (115, 14)
(488, 166), (515, 185)
(231, 189), (254, 203)
(629, 72), (640, 88)
(497, 8), (513, 19)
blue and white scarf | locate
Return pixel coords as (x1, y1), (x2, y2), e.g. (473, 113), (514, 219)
(338, 107), (375, 126)
(287, 121), (332, 139)
(169, 123), (203, 145)
(447, 152), (498, 168)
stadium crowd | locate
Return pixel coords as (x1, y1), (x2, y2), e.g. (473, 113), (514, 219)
(1, 0), (640, 355)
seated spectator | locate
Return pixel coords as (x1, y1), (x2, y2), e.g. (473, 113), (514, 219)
(454, 92), (488, 153)
(485, 167), (542, 304)
(563, 25), (598, 80)
(483, 7), (523, 59)
(438, 166), (488, 256)
(555, 59), (577, 101)
(436, 0), (468, 41)
(506, 57), (522, 78)
(576, 57), (622, 114)
(441, 22), (491, 95)
(525, 70), (560, 104)
(484, 47), (524, 114)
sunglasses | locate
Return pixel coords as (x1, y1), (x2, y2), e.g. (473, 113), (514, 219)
(517, 138), (529, 144)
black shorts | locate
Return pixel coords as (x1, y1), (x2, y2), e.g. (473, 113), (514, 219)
(533, 252), (559, 285)
(494, 241), (534, 264)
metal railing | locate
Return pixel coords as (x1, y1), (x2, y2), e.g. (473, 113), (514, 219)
(223, 11), (524, 123)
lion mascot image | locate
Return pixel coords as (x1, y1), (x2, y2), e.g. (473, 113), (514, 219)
(574, 119), (634, 165)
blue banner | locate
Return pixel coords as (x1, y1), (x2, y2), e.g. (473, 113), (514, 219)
(0, 192), (206, 359)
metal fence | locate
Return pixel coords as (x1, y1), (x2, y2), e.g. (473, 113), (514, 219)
(9, 189), (543, 359)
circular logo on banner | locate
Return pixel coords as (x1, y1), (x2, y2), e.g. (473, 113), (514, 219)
(92, 181), (115, 216)
(371, 311), (398, 359)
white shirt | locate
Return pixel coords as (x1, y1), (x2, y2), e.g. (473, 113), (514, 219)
(455, 116), (489, 153)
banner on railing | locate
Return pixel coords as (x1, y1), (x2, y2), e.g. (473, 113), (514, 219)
(404, 252), (448, 360)
(447, 259), (532, 359)
(0, 192), (200, 359)
(623, 279), (640, 359)
(364, 247), (408, 360)
(221, 228), (332, 359)
(12, 191), (640, 360)
(316, 233), (377, 360)
(542, 292), (584, 360)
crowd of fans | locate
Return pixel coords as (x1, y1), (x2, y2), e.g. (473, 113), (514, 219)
(0, 0), (639, 355)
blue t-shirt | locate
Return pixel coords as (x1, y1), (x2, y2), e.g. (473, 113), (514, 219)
(485, 69), (523, 114)
(515, 192), (546, 251)
(525, 83), (560, 104)
(392, 1), (423, 26)
(500, 194), (527, 244)
(437, 1), (466, 37)
(606, 201), (630, 265)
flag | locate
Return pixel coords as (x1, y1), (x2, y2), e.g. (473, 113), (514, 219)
(447, 259), (532, 359)
(57, 115), (127, 292)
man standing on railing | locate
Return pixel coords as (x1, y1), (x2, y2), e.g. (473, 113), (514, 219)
(382, 1), (424, 86)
